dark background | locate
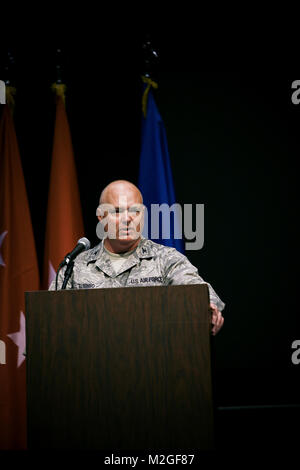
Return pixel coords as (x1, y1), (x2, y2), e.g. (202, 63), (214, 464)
(1, 32), (299, 451)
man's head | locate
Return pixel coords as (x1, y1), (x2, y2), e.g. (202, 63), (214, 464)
(96, 180), (144, 253)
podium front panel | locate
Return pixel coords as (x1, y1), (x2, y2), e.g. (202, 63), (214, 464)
(26, 285), (213, 450)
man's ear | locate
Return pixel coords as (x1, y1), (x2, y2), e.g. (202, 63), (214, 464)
(96, 206), (107, 240)
(96, 205), (106, 223)
(96, 206), (105, 227)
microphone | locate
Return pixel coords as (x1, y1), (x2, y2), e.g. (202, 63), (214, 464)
(62, 237), (91, 266)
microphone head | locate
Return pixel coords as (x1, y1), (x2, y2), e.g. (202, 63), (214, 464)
(78, 237), (91, 251)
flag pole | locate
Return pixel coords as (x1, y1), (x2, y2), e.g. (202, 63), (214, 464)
(141, 34), (159, 80)
(43, 47), (85, 289)
(138, 36), (185, 253)
(51, 48), (66, 104)
(141, 36), (159, 117)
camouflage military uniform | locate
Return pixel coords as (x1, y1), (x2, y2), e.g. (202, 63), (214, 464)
(50, 237), (225, 311)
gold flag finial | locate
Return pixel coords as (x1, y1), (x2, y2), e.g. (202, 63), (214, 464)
(6, 86), (16, 112)
(51, 83), (67, 105)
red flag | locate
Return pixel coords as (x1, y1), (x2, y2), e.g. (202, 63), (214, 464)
(0, 104), (40, 449)
(43, 90), (84, 288)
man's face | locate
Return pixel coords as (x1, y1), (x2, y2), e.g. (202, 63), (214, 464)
(97, 187), (144, 242)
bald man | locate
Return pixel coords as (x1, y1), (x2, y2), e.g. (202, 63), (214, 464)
(50, 180), (224, 335)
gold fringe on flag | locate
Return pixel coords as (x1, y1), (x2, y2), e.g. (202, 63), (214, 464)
(141, 75), (158, 118)
(51, 83), (66, 105)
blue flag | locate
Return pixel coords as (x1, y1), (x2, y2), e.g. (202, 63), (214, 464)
(138, 81), (185, 253)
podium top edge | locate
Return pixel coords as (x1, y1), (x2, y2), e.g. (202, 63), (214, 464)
(25, 284), (209, 295)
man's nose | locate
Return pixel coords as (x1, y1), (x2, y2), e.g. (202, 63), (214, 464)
(120, 209), (133, 223)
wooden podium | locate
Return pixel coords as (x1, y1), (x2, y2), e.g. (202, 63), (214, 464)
(25, 285), (214, 450)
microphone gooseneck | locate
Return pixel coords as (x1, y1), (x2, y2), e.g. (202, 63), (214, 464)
(55, 237), (91, 290)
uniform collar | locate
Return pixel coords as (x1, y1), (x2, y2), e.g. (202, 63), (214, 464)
(85, 237), (155, 278)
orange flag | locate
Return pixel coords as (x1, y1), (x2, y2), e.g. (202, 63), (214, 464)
(43, 87), (84, 288)
(0, 104), (40, 449)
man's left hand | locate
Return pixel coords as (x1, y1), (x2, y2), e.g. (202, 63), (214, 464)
(210, 303), (224, 336)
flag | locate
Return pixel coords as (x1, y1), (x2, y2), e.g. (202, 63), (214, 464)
(138, 77), (185, 253)
(0, 103), (40, 449)
(43, 85), (84, 288)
